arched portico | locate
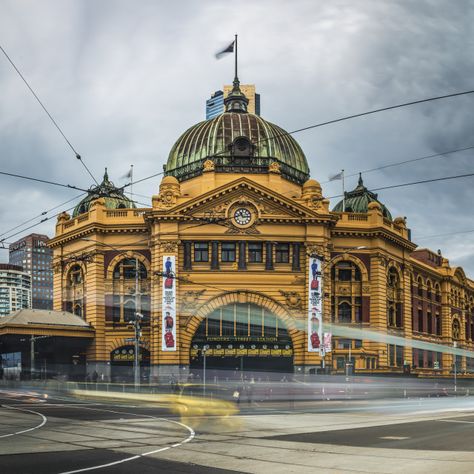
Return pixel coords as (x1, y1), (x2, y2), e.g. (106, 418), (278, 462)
(182, 291), (302, 377)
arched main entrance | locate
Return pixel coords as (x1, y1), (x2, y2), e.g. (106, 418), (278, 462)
(110, 345), (150, 383)
(190, 303), (293, 379)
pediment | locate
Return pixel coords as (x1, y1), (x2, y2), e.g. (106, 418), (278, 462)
(167, 178), (324, 222)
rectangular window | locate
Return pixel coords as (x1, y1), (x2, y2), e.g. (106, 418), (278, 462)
(275, 243), (289, 263)
(338, 269), (352, 281)
(248, 242), (263, 263)
(396, 346), (404, 367)
(418, 309), (423, 332)
(427, 312), (432, 334)
(194, 242), (209, 262)
(221, 242), (236, 262)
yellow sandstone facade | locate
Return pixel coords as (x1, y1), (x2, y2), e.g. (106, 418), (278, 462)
(49, 79), (474, 381)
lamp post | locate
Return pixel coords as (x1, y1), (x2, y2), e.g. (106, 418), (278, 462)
(202, 344), (209, 397)
(307, 246), (366, 375)
(80, 238), (144, 386)
(453, 341), (457, 394)
(28, 335), (49, 380)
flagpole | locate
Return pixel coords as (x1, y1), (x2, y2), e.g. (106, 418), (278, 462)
(341, 169), (345, 212)
(130, 164), (134, 203)
(234, 33), (238, 80)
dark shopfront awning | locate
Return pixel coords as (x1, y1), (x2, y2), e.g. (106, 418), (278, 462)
(0, 309), (95, 338)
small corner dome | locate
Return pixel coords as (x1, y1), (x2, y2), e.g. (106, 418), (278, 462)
(333, 174), (392, 220)
(72, 169), (136, 217)
(160, 175), (180, 186)
(303, 179), (321, 189)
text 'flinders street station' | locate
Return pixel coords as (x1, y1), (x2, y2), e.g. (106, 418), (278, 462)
(43, 78), (474, 381)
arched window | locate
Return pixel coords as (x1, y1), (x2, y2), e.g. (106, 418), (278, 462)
(338, 301), (352, 324)
(330, 260), (364, 324)
(452, 318), (461, 340)
(426, 280), (432, 300)
(387, 268), (402, 328)
(417, 277), (423, 297)
(65, 264), (85, 318)
(108, 257), (150, 325)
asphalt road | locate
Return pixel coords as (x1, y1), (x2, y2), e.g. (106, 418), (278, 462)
(2, 388), (474, 473)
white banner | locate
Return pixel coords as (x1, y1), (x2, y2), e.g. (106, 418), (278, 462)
(162, 255), (177, 351)
(308, 256), (323, 353)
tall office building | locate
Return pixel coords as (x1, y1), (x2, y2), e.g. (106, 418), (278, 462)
(206, 85), (260, 119)
(0, 264), (31, 317)
(9, 234), (53, 310)
(206, 90), (224, 120)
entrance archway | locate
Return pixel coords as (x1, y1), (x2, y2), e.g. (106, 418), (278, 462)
(110, 345), (150, 383)
(190, 302), (293, 380)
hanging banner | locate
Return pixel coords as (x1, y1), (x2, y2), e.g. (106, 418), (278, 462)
(323, 332), (332, 354)
(162, 255), (177, 351)
(308, 256), (323, 353)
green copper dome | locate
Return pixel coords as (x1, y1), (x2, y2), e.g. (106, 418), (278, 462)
(333, 174), (392, 220)
(165, 82), (310, 184)
(72, 169), (136, 217)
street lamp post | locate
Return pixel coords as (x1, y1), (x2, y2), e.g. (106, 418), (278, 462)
(202, 345), (209, 397)
(453, 341), (457, 394)
(29, 335), (49, 380)
(80, 238), (144, 386)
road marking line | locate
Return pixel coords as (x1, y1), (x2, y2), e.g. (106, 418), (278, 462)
(0, 405), (47, 438)
(439, 419), (474, 424)
(56, 405), (195, 474)
(379, 436), (410, 440)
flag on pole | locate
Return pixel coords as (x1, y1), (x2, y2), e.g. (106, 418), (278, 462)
(121, 166), (133, 180)
(328, 171), (343, 181)
(215, 40), (235, 59)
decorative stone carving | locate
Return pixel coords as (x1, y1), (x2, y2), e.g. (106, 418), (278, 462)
(180, 290), (206, 313)
(305, 243), (326, 258)
(225, 224), (260, 234)
(279, 290), (303, 310)
(153, 176), (181, 209)
(203, 159), (215, 172)
(159, 240), (180, 253)
(57, 211), (71, 223)
(268, 161), (281, 174)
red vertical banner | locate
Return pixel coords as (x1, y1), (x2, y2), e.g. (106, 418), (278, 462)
(162, 255), (177, 351)
(308, 256), (323, 353)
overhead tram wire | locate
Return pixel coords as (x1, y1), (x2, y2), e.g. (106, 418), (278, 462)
(320, 144), (474, 184)
(0, 192), (86, 239)
(327, 170), (474, 199)
(0, 170), (89, 193)
(0, 44), (99, 185)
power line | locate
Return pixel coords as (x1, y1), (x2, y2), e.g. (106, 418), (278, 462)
(0, 170), (89, 193)
(415, 229), (474, 241)
(0, 193), (86, 239)
(0, 44), (99, 185)
(327, 171), (474, 199)
(321, 145), (474, 184)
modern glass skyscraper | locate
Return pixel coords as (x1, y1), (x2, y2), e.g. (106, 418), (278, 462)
(0, 264), (31, 317)
(206, 85), (260, 119)
(9, 233), (53, 310)
(206, 90), (224, 119)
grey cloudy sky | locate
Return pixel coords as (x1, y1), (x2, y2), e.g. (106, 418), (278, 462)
(0, 0), (473, 274)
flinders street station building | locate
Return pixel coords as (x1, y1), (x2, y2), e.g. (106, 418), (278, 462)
(10, 77), (472, 382)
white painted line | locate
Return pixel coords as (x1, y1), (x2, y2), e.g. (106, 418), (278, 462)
(379, 436), (410, 440)
(439, 419), (474, 424)
(0, 405), (47, 438)
(57, 405), (195, 474)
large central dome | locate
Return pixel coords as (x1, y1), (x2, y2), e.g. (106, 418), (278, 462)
(165, 82), (310, 184)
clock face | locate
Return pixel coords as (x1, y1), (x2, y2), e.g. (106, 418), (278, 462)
(234, 208), (252, 225)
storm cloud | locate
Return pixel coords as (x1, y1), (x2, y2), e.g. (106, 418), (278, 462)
(0, 0), (473, 274)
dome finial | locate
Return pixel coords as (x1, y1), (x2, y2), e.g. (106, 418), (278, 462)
(358, 172), (363, 187)
(104, 167), (109, 182)
(224, 34), (249, 113)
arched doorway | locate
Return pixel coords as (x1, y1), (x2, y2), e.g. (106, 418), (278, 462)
(110, 345), (150, 383)
(190, 303), (293, 380)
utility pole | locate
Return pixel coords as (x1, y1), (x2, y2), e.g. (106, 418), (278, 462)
(133, 257), (142, 388)
(453, 342), (457, 394)
(202, 345), (209, 397)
